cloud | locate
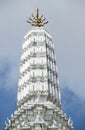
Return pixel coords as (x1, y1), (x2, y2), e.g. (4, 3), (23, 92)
(0, 87), (17, 129)
(61, 87), (85, 130)
(0, 59), (18, 90)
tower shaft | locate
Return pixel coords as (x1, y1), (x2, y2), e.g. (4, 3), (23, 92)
(17, 27), (61, 108)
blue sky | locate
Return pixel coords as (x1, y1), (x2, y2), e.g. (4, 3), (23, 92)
(0, 0), (85, 130)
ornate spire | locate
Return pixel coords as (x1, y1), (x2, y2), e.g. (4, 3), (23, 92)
(27, 8), (48, 27)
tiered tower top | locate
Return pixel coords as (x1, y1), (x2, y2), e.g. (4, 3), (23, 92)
(17, 9), (61, 109)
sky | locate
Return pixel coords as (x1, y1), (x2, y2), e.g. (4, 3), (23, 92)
(0, 0), (85, 129)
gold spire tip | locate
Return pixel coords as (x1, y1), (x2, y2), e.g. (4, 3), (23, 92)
(27, 8), (48, 27)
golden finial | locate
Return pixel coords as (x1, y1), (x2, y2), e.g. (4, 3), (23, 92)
(27, 8), (48, 27)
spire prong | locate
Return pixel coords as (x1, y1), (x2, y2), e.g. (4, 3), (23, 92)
(29, 19), (37, 23)
(36, 8), (39, 18)
(40, 14), (43, 19)
(27, 20), (31, 24)
(32, 14), (36, 20)
(29, 17), (33, 22)
(42, 18), (46, 22)
(43, 21), (48, 25)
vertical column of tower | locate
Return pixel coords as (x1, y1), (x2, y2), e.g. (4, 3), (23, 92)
(45, 34), (61, 107)
(29, 32), (48, 93)
(45, 35), (54, 99)
(17, 36), (31, 104)
(52, 41), (61, 107)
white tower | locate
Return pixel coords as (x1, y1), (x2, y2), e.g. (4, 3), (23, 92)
(5, 8), (74, 130)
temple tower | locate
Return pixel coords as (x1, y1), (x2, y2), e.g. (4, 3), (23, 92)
(5, 8), (74, 130)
